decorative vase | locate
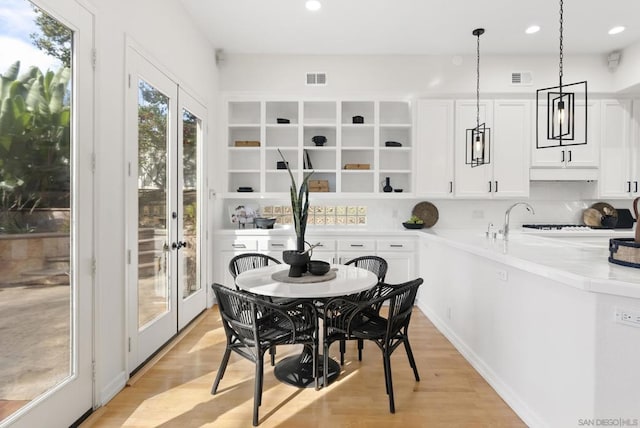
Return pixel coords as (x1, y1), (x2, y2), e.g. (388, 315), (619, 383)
(283, 250), (310, 277)
(383, 177), (393, 193)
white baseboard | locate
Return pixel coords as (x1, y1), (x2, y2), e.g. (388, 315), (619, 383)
(99, 371), (128, 406)
(415, 298), (546, 428)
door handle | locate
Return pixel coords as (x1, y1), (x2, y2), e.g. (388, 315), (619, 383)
(568, 150), (572, 162)
(561, 150), (565, 163)
(271, 243), (284, 248)
(349, 244), (364, 248)
(449, 181), (453, 193)
(488, 181), (492, 193)
(635, 181), (638, 193)
(495, 181), (498, 193)
(628, 181), (632, 193)
(171, 241), (187, 250)
(390, 244), (404, 248)
(232, 243), (246, 249)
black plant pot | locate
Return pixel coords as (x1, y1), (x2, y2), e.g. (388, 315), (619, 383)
(282, 250), (310, 277)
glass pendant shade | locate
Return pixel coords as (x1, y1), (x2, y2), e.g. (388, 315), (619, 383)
(536, 80), (587, 148)
(466, 123), (491, 167)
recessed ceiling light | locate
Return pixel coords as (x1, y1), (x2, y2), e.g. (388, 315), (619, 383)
(305, 0), (321, 11)
(525, 25), (541, 34)
(608, 26), (625, 35)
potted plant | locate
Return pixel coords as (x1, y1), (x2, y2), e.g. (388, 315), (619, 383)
(278, 149), (313, 252)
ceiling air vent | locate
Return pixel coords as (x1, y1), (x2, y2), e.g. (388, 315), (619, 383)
(511, 71), (533, 86)
(306, 72), (327, 86)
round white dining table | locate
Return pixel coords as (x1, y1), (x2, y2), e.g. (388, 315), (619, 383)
(234, 264), (378, 299)
(234, 263), (379, 388)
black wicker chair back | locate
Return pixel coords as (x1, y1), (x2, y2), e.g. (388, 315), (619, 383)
(229, 253), (281, 283)
(322, 278), (423, 412)
(344, 255), (388, 282)
(211, 283), (318, 426)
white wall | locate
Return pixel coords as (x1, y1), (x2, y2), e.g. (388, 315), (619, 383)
(614, 39), (640, 92)
(88, 0), (219, 405)
(218, 53), (615, 96)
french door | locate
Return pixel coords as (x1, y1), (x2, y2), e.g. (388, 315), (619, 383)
(125, 47), (207, 370)
(0, 0), (94, 426)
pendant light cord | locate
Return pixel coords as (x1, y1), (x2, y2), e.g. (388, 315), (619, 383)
(559, 0), (564, 91)
(476, 31), (481, 129)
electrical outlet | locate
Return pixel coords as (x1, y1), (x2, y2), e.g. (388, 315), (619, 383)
(614, 308), (640, 327)
(497, 270), (508, 281)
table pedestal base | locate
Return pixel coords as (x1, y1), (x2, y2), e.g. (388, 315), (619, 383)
(274, 352), (340, 388)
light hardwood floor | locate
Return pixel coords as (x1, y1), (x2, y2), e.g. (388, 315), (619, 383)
(83, 306), (525, 427)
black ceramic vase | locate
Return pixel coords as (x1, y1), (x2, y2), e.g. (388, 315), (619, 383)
(383, 177), (393, 193)
(282, 250), (310, 277)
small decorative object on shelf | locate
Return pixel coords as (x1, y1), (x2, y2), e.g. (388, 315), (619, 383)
(237, 186), (254, 192)
(344, 163), (370, 170)
(234, 140), (260, 147)
(385, 141), (402, 147)
(254, 217), (277, 229)
(276, 161), (288, 170)
(276, 118), (290, 124)
(308, 179), (329, 192)
(352, 115), (364, 124)
(303, 150), (313, 170)
(403, 215), (424, 229)
(383, 177), (393, 192)
(312, 135), (327, 146)
(394, 188), (403, 193)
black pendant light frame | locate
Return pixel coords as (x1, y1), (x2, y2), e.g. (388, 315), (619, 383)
(466, 28), (490, 167)
(536, 0), (588, 149)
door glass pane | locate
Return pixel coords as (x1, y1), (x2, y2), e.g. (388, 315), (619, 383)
(181, 109), (200, 298)
(137, 80), (169, 328)
(0, 0), (73, 421)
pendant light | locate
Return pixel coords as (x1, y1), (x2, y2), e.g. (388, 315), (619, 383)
(466, 28), (490, 167)
(536, 0), (587, 149)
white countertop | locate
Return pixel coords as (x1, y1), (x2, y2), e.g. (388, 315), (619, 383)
(420, 228), (640, 299)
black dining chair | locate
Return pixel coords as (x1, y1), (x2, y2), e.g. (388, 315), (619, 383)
(228, 252), (284, 365)
(211, 283), (319, 426)
(322, 278), (423, 412)
(229, 253), (282, 289)
(339, 255), (388, 363)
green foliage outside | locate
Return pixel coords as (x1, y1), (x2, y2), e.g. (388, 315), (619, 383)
(0, 61), (71, 232)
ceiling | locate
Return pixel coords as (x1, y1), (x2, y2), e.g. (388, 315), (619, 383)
(178, 0), (640, 56)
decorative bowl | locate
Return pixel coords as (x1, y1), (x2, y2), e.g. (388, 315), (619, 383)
(352, 115), (364, 124)
(307, 260), (330, 275)
(276, 118), (290, 124)
(254, 217), (277, 229)
(402, 222), (424, 230)
(312, 135), (327, 146)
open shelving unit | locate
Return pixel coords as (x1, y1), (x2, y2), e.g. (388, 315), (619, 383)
(224, 99), (413, 197)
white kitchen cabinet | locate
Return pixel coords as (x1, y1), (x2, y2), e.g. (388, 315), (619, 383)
(598, 99), (635, 198)
(454, 100), (530, 198)
(530, 99), (600, 180)
(225, 99), (413, 197)
(415, 99), (455, 197)
(377, 239), (416, 284)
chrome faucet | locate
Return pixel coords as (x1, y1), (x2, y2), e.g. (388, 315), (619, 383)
(502, 202), (535, 241)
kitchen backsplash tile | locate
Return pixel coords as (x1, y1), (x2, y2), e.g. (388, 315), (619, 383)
(258, 204), (368, 226)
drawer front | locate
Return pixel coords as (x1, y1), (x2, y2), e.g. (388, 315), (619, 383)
(337, 239), (376, 252)
(260, 238), (296, 251)
(377, 239), (416, 252)
(219, 238), (258, 251)
(305, 237), (336, 252)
